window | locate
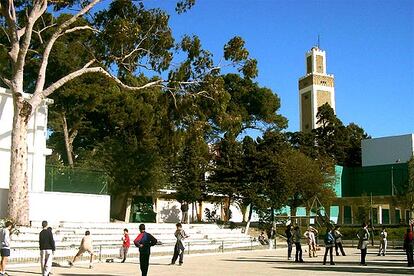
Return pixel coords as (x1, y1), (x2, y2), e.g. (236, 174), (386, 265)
(395, 209), (401, 223)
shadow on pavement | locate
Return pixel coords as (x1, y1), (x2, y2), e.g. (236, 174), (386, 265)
(223, 257), (409, 267)
(7, 270), (41, 275)
(59, 274), (118, 276)
(275, 266), (413, 275)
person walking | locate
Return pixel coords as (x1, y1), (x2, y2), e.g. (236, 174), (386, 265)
(403, 227), (413, 267)
(134, 224), (157, 276)
(304, 226), (317, 258)
(334, 226), (346, 256)
(0, 221), (13, 276)
(285, 225), (293, 260)
(170, 223), (189, 266)
(39, 221), (55, 276)
(292, 226), (304, 262)
(69, 230), (94, 268)
(120, 228), (130, 263)
(357, 223), (370, 266)
(323, 227), (335, 265)
(378, 227), (387, 256)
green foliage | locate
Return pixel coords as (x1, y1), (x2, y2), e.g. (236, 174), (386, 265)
(208, 134), (243, 201)
(396, 157), (414, 213)
(174, 125), (211, 203)
(224, 37), (258, 78)
(288, 104), (369, 168)
(175, 0), (196, 14)
(94, 0), (174, 74)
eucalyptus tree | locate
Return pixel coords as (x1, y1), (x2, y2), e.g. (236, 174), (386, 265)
(0, 0), (257, 225)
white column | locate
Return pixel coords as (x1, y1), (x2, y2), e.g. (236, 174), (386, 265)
(378, 205), (382, 224)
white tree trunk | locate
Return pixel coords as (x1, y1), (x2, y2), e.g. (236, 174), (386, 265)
(61, 113), (74, 167)
(8, 93), (31, 225)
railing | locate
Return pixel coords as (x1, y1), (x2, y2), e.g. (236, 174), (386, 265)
(7, 238), (268, 264)
(341, 239), (404, 249)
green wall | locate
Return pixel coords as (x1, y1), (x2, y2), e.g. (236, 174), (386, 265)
(340, 163), (408, 197)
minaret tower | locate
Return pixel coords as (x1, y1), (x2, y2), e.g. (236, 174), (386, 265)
(298, 46), (335, 132)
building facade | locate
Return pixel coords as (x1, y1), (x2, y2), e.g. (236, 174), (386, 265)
(334, 135), (413, 225)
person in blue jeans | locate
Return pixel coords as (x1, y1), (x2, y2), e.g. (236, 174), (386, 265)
(292, 225), (304, 262)
(134, 224), (157, 276)
(323, 227), (335, 265)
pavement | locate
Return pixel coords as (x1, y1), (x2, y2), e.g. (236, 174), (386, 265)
(6, 247), (413, 276)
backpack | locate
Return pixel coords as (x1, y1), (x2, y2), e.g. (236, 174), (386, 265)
(324, 232), (334, 245)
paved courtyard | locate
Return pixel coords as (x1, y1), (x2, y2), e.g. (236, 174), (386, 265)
(8, 247), (413, 276)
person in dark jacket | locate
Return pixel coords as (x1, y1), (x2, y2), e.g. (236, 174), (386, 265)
(285, 225), (293, 260)
(292, 225), (304, 262)
(181, 202), (189, 224)
(357, 223), (370, 266)
(323, 227), (335, 265)
(39, 221), (55, 276)
(403, 227), (413, 267)
(134, 224), (157, 276)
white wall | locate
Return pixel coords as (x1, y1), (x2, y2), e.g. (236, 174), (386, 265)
(362, 134), (414, 166)
(156, 198), (246, 223)
(29, 192), (110, 223)
(1, 88), (111, 223)
(156, 198), (184, 223)
(0, 189), (7, 218)
(0, 88), (52, 191)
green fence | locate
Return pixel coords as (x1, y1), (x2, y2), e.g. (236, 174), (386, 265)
(45, 165), (108, 195)
(341, 163), (409, 197)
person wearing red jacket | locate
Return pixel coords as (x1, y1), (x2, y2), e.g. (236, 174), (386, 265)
(134, 224), (157, 276)
(403, 227), (413, 267)
(120, 229), (130, 263)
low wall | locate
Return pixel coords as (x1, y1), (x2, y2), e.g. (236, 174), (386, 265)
(29, 192), (110, 223)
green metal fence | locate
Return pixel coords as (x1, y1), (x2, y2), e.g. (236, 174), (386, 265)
(45, 165), (108, 195)
(341, 163), (409, 197)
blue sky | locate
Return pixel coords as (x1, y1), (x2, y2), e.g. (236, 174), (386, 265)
(145, 0), (414, 138)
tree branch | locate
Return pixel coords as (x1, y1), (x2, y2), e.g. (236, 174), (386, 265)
(1, 0), (19, 62)
(0, 74), (12, 88)
(1, 25), (10, 42)
(15, 0), (47, 85)
(40, 64), (164, 99)
(33, 0), (101, 96)
(61, 25), (99, 36)
(33, 23), (57, 44)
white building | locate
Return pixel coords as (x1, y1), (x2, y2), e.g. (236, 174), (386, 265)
(362, 134), (414, 167)
(0, 88), (110, 223)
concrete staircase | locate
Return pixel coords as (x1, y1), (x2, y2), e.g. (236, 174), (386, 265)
(8, 222), (264, 264)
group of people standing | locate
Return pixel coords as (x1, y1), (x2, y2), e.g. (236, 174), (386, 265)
(284, 222), (414, 267)
(285, 224), (346, 263)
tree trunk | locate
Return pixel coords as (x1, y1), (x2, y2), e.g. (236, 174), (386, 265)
(245, 203), (253, 235)
(8, 95), (31, 226)
(61, 113), (74, 167)
(110, 192), (128, 221)
(197, 200), (202, 222)
(290, 206), (297, 225)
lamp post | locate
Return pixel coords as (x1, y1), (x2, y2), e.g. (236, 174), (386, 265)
(391, 166), (394, 196)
